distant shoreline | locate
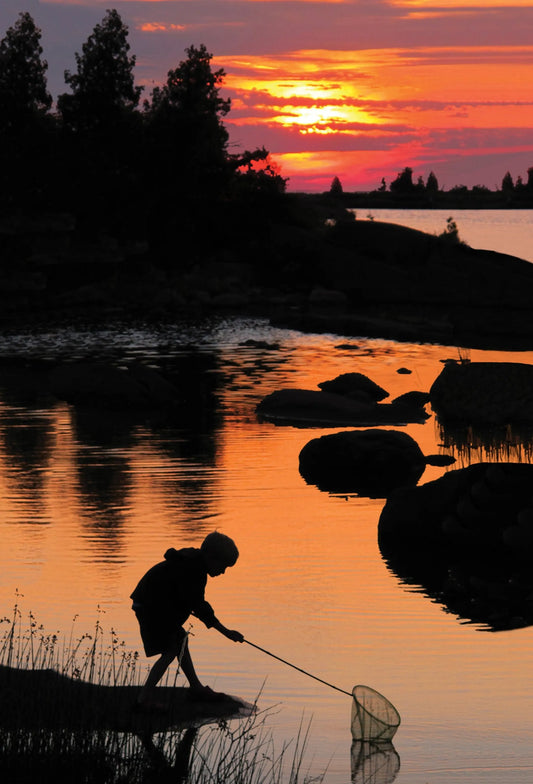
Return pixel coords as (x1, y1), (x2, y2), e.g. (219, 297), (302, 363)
(294, 191), (533, 210)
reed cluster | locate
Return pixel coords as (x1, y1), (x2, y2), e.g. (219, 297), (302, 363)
(0, 602), (323, 784)
(0, 601), (141, 687)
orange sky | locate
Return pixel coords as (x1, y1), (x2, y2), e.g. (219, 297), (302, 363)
(3, 0), (533, 190)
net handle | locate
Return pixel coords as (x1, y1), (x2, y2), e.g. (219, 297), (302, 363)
(243, 639), (352, 697)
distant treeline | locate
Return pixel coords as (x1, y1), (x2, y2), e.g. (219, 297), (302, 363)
(328, 167), (533, 208)
(0, 10), (286, 257)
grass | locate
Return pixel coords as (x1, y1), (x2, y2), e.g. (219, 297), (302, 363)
(0, 602), (325, 784)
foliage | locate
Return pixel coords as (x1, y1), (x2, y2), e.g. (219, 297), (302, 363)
(141, 43), (234, 251)
(0, 12), (54, 212)
(145, 43), (230, 169)
(57, 8), (142, 132)
(329, 176), (343, 195)
(231, 147), (288, 198)
(0, 11), (51, 133)
(426, 171), (439, 192)
(502, 171), (514, 193)
(389, 166), (414, 193)
(437, 216), (464, 245)
(148, 44), (230, 121)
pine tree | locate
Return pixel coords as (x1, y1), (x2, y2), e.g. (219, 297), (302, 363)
(144, 44), (231, 203)
(0, 12), (51, 133)
(58, 9), (142, 132)
(426, 171), (439, 192)
(330, 176), (343, 195)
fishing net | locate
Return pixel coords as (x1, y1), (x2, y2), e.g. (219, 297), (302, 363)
(351, 685), (401, 743)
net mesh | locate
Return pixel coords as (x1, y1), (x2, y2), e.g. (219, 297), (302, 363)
(351, 685), (401, 742)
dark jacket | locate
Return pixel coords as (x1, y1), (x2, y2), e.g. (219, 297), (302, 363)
(130, 547), (216, 627)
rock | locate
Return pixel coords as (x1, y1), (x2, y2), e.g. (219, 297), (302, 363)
(256, 388), (429, 427)
(298, 428), (453, 497)
(239, 339), (280, 350)
(379, 463), (533, 548)
(318, 372), (389, 401)
(378, 463), (533, 630)
(390, 391), (430, 418)
(430, 361), (533, 423)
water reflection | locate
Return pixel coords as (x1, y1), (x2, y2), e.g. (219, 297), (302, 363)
(351, 741), (400, 784)
(436, 420), (533, 466)
(140, 726), (197, 784)
(3, 319), (533, 783)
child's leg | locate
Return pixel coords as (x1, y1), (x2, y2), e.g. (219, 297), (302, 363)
(138, 628), (188, 707)
(138, 648), (177, 706)
(178, 635), (204, 690)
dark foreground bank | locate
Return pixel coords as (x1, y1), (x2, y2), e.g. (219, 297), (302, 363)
(2, 203), (533, 350)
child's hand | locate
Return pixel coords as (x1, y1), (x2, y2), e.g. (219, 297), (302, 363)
(225, 628), (244, 643)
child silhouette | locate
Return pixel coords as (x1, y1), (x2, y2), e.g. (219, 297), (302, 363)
(131, 531), (243, 710)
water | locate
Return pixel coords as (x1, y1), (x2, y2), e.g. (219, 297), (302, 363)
(1, 211), (533, 783)
(354, 208), (533, 263)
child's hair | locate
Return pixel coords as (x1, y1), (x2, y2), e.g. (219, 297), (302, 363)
(201, 531), (239, 566)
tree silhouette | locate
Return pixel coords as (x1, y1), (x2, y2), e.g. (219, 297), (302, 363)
(390, 167), (414, 193)
(330, 176), (343, 195)
(0, 12), (54, 211)
(145, 44), (230, 175)
(142, 45), (233, 253)
(426, 171), (439, 192)
(58, 9), (142, 132)
(501, 171), (514, 194)
(0, 11), (51, 133)
(55, 10), (144, 235)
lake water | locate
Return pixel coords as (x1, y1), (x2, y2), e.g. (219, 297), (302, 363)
(355, 208), (533, 263)
(2, 211), (533, 783)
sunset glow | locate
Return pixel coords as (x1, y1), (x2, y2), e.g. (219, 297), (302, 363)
(3, 1), (533, 189)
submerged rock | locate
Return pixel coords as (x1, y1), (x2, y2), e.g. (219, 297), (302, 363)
(256, 388), (429, 427)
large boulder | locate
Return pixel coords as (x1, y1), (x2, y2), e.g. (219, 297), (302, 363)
(430, 360), (533, 424)
(299, 428), (453, 497)
(378, 463), (533, 630)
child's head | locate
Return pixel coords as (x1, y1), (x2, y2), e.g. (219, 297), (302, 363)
(201, 532), (239, 576)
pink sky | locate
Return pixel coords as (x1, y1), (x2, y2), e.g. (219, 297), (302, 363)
(3, 0), (533, 191)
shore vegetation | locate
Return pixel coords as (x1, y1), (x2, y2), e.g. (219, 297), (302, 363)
(0, 601), (323, 784)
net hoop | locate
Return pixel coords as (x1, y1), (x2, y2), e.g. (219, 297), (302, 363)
(351, 684), (401, 743)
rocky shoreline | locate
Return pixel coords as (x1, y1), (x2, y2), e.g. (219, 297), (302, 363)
(2, 209), (533, 350)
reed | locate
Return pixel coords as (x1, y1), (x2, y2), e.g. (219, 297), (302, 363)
(0, 604), (323, 784)
(0, 601), (142, 687)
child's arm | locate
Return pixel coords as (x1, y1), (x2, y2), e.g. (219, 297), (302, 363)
(191, 608), (243, 641)
(210, 617), (244, 642)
